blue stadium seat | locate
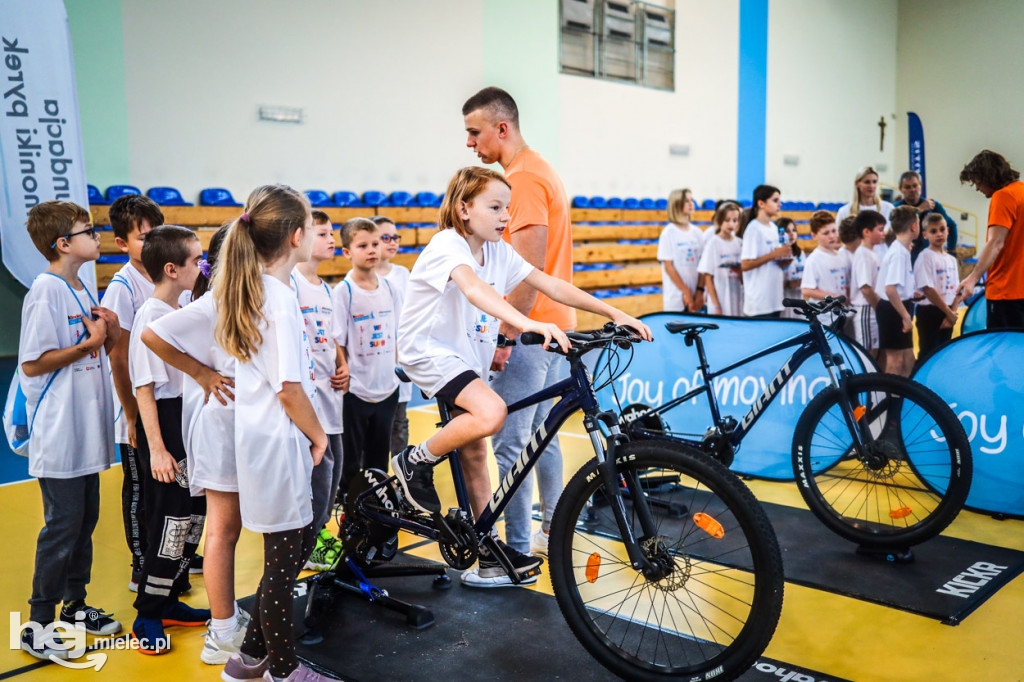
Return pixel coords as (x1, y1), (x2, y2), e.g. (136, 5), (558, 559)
(305, 190), (335, 207)
(200, 188), (242, 207)
(655, 198), (668, 210)
(333, 191), (360, 207)
(572, 195), (590, 208)
(88, 185), (109, 205)
(106, 185), (141, 202)
(608, 197), (624, 209)
(362, 191), (388, 207)
(415, 192), (441, 207)
(147, 186), (193, 206)
(701, 199), (716, 210)
(639, 198), (656, 209)
(589, 196), (608, 209)
(740, 199), (753, 208)
(389, 191), (414, 207)
(624, 197), (640, 209)
(781, 201), (798, 211)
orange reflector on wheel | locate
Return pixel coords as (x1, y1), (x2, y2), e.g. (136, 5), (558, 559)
(853, 405), (866, 422)
(889, 506), (913, 519)
(693, 513), (725, 538)
(585, 553), (601, 583)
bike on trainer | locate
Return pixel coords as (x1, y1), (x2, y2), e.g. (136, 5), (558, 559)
(327, 324), (784, 682)
(619, 297), (973, 561)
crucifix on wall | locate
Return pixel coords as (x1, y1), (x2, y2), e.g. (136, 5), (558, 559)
(878, 116), (886, 151)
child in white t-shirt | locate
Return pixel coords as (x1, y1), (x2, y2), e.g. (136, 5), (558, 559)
(740, 185), (793, 317)
(128, 226), (209, 652)
(17, 201), (121, 658)
(292, 210), (348, 569)
(801, 212), (850, 328)
(697, 202), (743, 316)
(103, 194), (163, 589)
(392, 166), (652, 586)
(657, 188), (705, 312)
(141, 224), (250, 664)
(776, 217), (805, 319)
(214, 186), (339, 682)
(373, 215), (414, 456)
(877, 205), (922, 377)
(914, 214), (961, 359)
(845, 212), (886, 360)
(331, 218), (402, 503)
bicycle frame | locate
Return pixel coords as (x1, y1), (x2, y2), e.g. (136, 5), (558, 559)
(629, 320), (851, 449)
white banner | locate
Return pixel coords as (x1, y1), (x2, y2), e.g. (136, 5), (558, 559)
(0, 0), (95, 292)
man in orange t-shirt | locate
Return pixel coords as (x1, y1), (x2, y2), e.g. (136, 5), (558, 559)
(461, 87), (573, 582)
(957, 150), (1024, 329)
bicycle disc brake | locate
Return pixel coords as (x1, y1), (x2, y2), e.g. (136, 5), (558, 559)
(342, 468), (401, 564)
(436, 511), (479, 570)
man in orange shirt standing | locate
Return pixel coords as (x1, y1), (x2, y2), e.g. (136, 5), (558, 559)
(460, 87), (575, 587)
(957, 150), (1024, 329)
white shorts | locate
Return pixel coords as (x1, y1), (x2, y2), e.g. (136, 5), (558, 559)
(400, 354), (480, 400)
(852, 305), (879, 352)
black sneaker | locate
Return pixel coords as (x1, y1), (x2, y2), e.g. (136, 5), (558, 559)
(462, 539), (544, 588)
(391, 446), (441, 514)
(189, 553), (204, 574)
(20, 626), (70, 660)
(59, 600), (122, 635)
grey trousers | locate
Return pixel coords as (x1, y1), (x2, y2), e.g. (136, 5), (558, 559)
(29, 474), (100, 622)
(489, 341), (567, 553)
(311, 433), (344, 534)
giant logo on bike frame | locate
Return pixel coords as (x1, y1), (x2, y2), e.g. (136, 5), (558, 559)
(593, 313), (875, 479)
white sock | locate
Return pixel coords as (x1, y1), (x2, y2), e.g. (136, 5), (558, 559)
(210, 615), (236, 640)
(408, 442), (440, 464)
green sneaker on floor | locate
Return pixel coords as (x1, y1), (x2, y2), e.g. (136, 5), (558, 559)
(303, 528), (342, 572)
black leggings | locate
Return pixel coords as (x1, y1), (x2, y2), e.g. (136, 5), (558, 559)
(240, 524), (316, 678)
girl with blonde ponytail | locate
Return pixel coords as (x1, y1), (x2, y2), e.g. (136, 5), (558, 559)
(213, 185), (338, 682)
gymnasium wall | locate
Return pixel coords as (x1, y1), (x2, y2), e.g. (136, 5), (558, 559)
(895, 0), (1024, 244)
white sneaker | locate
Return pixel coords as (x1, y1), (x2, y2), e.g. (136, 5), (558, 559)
(530, 528), (550, 557)
(200, 612), (250, 665)
(460, 566), (538, 588)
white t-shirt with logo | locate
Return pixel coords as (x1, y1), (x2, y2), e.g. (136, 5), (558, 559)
(292, 270), (344, 433)
(398, 229), (534, 398)
(697, 233), (743, 316)
(740, 220), (785, 316)
(802, 248), (850, 300)
(880, 240), (916, 301)
(331, 273), (401, 404)
(851, 245), (881, 307)
(102, 262), (153, 444)
(129, 298), (184, 400)
(18, 274), (115, 478)
(914, 249), (959, 307)
(381, 264), (413, 403)
(147, 292), (236, 495)
(235, 275), (317, 533)
(657, 223), (705, 311)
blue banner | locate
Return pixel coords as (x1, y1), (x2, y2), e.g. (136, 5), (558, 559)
(907, 112), (927, 197)
(595, 313), (874, 479)
(962, 294), (987, 334)
(912, 330), (1024, 517)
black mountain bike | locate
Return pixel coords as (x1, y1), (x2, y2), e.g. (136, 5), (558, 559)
(619, 297), (973, 559)
(332, 325), (784, 681)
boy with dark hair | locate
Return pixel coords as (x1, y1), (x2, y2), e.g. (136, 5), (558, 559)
(914, 214), (960, 358)
(129, 225), (210, 653)
(18, 201), (122, 659)
(331, 219), (401, 503)
(105, 194), (165, 591)
(877, 205), (921, 376)
(850, 211), (887, 361)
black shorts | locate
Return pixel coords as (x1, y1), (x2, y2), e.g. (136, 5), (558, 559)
(987, 297), (1024, 330)
(876, 299), (915, 350)
(434, 370), (480, 409)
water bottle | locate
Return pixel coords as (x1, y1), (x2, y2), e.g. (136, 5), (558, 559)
(778, 225), (788, 246)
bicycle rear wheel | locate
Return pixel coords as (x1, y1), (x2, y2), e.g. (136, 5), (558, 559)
(792, 373), (972, 548)
(549, 440), (783, 681)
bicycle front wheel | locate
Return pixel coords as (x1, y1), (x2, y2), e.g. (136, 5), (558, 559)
(793, 373), (972, 548)
(549, 440), (784, 682)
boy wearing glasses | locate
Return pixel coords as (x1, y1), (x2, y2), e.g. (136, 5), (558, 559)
(372, 216), (413, 457)
(103, 194), (167, 593)
(18, 201), (122, 659)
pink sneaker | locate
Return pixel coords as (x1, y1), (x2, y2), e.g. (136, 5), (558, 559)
(263, 663), (343, 681)
(222, 653), (269, 682)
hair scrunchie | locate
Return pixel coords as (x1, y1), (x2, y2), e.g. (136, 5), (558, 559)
(240, 212), (251, 223)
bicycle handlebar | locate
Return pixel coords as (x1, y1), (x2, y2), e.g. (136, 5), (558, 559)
(783, 295), (850, 319)
(520, 323), (642, 354)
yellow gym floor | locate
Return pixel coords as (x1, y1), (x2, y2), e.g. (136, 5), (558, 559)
(1, 407), (1022, 681)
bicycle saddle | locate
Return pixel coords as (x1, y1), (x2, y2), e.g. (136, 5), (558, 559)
(665, 322), (719, 335)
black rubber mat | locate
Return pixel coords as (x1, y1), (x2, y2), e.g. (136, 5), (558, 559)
(568, 494), (1024, 625)
(240, 562), (847, 682)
